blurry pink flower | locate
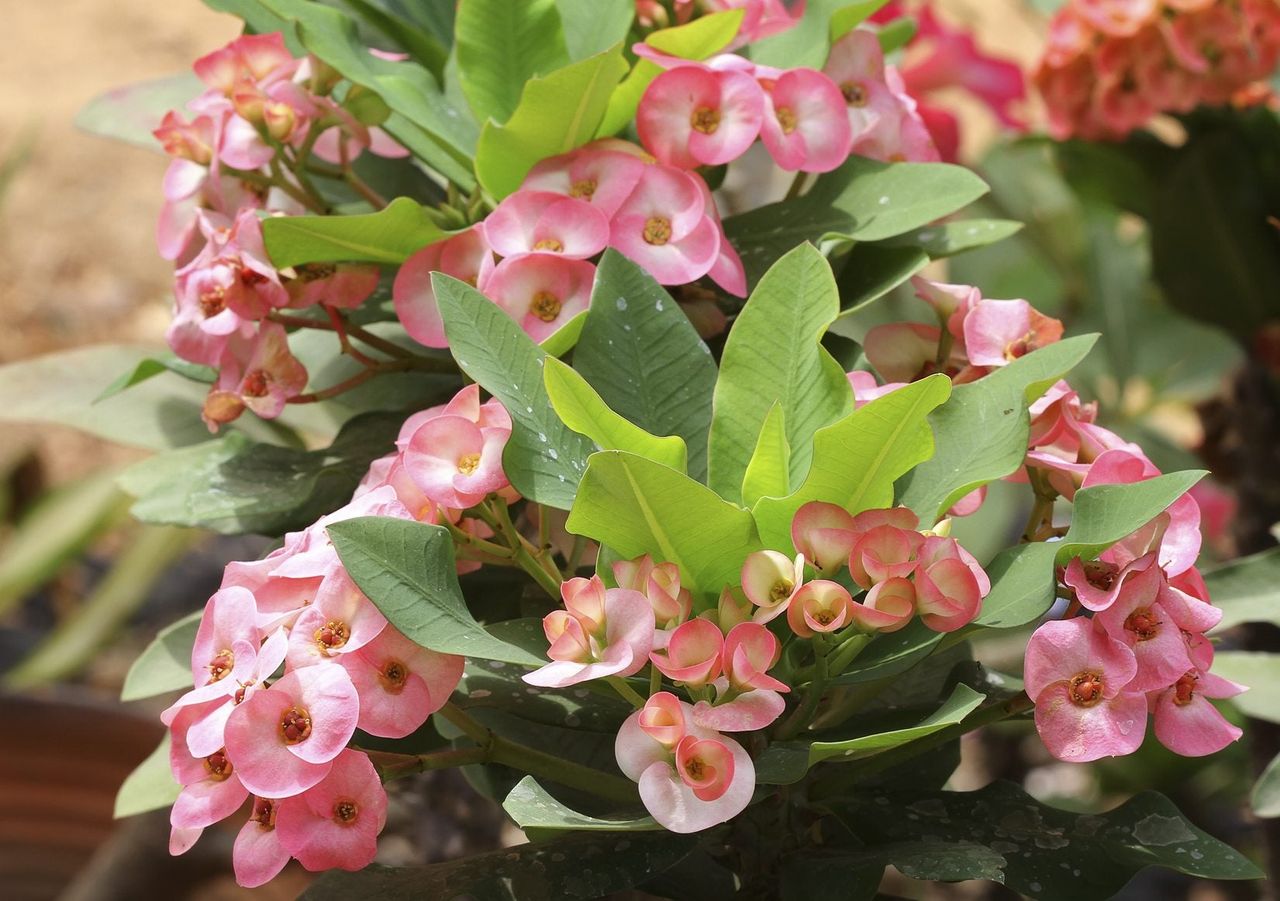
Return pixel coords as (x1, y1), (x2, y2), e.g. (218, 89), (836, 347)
(284, 261), (380, 310)
(482, 190), (610, 259)
(203, 321), (309, 427)
(276, 749), (388, 872)
(393, 226), (495, 348)
(847, 370), (906, 409)
(194, 33), (296, 96)
(1025, 616), (1145, 762)
(223, 664), (360, 797)
(484, 253), (596, 343)
(650, 618), (724, 687)
(740, 549), (804, 623)
(963, 299), (1064, 367)
(849, 576), (916, 633)
(1150, 668), (1245, 757)
(759, 68), (852, 173)
(1074, 0), (1160, 38)
(637, 66), (764, 168)
(609, 164), (719, 286)
(524, 575), (655, 687)
(521, 144), (648, 219)
(787, 580), (854, 638)
(864, 322), (947, 383)
(338, 626), (463, 738)
(706, 0), (798, 46)
(615, 693), (755, 832)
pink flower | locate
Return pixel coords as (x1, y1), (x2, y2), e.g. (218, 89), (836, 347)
(521, 144), (648, 219)
(863, 322), (948, 383)
(650, 618), (724, 687)
(609, 164), (720, 286)
(1025, 617), (1145, 763)
(787, 580), (854, 638)
(705, 0), (798, 46)
(847, 370), (906, 409)
(915, 558), (983, 633)
(849, 525), (922, 589)
(740, 550), (804, 623)
(276, 749), (388, 872)
(791, 501), (858, 574)
(524, 575), (655, 688)
(759, 68), (853, 173)
(484, 253), (597, 343)
(691, 685), (786, 732)
(187, 585), (260, 689)
(402, 400), (512, 510)
(223, 664), (360, 797)
(849, 577), (916, 633)
(203, 321), (308, 427)
(194, 33), (296, 96)
(615, 693), (755, 832)
(1094, 558), (1192, 692)
(233, 797), (291, 888)
(285, 567), (388, 669)
(338, 626), (464, 738)
(167, 704), (249, 852)
(1074, 0), (1160, 38)
(963, 299), (1064, 367)
(1150, 668), (1245, 757)
(392, 226), (495, 348)
(722, 622), (788, 693)
(615, 555), (693, 631)
(482, 190), (610, 259)
(637, 65), (764, 168)
(284, 262), (380, 310)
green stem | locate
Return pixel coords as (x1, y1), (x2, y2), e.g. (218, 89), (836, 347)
(487, 498), (561, 600)
(366, 746), (490, 781)
(607, 676), (648, 709)
(784, 170), (809, 201)
(776, 639), (831, 740)
(649, 664), (662, 697)
(435, 703), (638, 803)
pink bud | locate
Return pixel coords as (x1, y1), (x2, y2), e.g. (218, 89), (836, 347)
(791, 501), (857, 573)
(915, 558), (982, 633)
(850, 577), (916, 633)
(849, 525), (921, 589)
(787, 580), (854, 638)
(638, 691), (687, 748)
(650, 619), (724, 687)
(723, 622), (788, 693)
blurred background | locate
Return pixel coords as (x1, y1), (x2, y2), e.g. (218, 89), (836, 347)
(0, 1), (1272, 899)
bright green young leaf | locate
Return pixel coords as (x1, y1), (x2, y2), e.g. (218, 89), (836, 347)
(756, 684), (985, 784)
(95, 355), (215, 403)
(877, 16), (918, 53)
(1253, 751), (1280, 818)
(76, 72), (202, 151)
(434, 275), (596, 509)
(897, 335), (1098, 523)
(832, 243), (929, 319)
(1057, 470), (1207, 565)
(573, 251), (718, 482)
(115, 735), (180, 818)
(708, 244), (852, 503)
(121, 610), (202, 701)
(544, 358), (687, 472)
(830, 0), (893, 39)
(1211, 652), (1280, 723)
(455, 0), (569, 124)
(752, 375), (951, 551)
(597, 10), (744, 136)
(1206, 548), (1280, 632)
(566, 450), (762, 599)
(880, 218), (1023, 258)
(556, 0), (634, 60)
(329, 516), (544, 665)
(504, 776), (658, 836)
(725, 156), (990, 285)
(741, 403), (790, 508)
(475, 46), (628, 199)
(262, 197), (447, 268)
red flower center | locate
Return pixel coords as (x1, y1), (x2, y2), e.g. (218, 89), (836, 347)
(280, 706), (312, 744)
(1068, 670), (1105, 706)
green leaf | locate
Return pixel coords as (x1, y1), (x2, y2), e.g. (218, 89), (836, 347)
(544, 358), (686, 472)
(896, 335), (1098, 523)
(114, 735), (180, 819)
(756, 684), (985, 784)
(261, 197), (447, 268)
(741, 403), (790, 508)
(504, 776), (658, 836)
(434, 275), (596, 509)
(725, 156), (990, 286)
(556, 0), (634, 60)
(573, 250), (718, 483)
(301, 831), (696, 900)
(328, 516), (544, 664)
(752, 375), (951, 551)
(708, 244), (852, 503)
(880, 218), (1023, 258)
(1253, 751), (1280, 818)
(832, 243), (928, 319)
(974, 542), (1058, 629)
(338, 0), (448, 82)
(839, 780), (1263, 898)
(1206, 548), (1280, 632)
(121, 611), (202, 701)
(566, 450), (762, 599)
(876, 16), (918, 53)
(751, 0), (851, 69)
(475, 46), (628, 199)
(1211, 652), (1280, 723)
(120, 412), (403, 535)
(832, 618), (943, 685)
(76, 72), (202, 151)
(455, 0), (568, 124)
(829, 0), (893, 38)
(1057, 470), (1207, 565)
(784, 841), (1005, 899)
(95, 354), (215, 402)
(597, 10), (744, 137)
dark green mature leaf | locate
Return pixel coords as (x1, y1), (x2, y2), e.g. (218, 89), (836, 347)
(301, 831), (697, 900)
(121, 610), (202, 701)
(566, 450), (762, 600)
(76, 72), (202, 150)
(755, 684), (984, 784)
(974, 543), (1058, 629)
(725, 157), (989, 285)
(435, 275), (596, 509)
(709, 244), (852, 503)
(555, 0), (633, 60)
(574, 251), (718, 482)
(504, 777), (659, 834)
(880, 218), (1023, 258)
(120, 412), (402, 535)
(338, 0), (448, 81)
(114, 735), (180, 819)
(1206, 548), (1280, 632)
(753, 375), (951, 551)
(832, 243), (929, 317)
(475, 46), (628, 199)
(262, 197), (447, 268)
(897, 335), (1098, 523)
(833, 619), (943, 686)
(839, 780), (1262, 899)
(783, 840), (1006, 900)
(455, 0), (568, 124)
(329, 516), (543, 664)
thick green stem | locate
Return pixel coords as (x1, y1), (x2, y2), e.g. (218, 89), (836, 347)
(606, 676), (648, 709)
(366, 746), (490, 781)
(486, 498), (561, 600)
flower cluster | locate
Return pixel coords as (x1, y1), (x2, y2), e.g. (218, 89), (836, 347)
(393, 138), (746, 350)
(1035, 0), (1280, 139)
(637, 0), (797, 45)
(157, 34), (408, 428)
